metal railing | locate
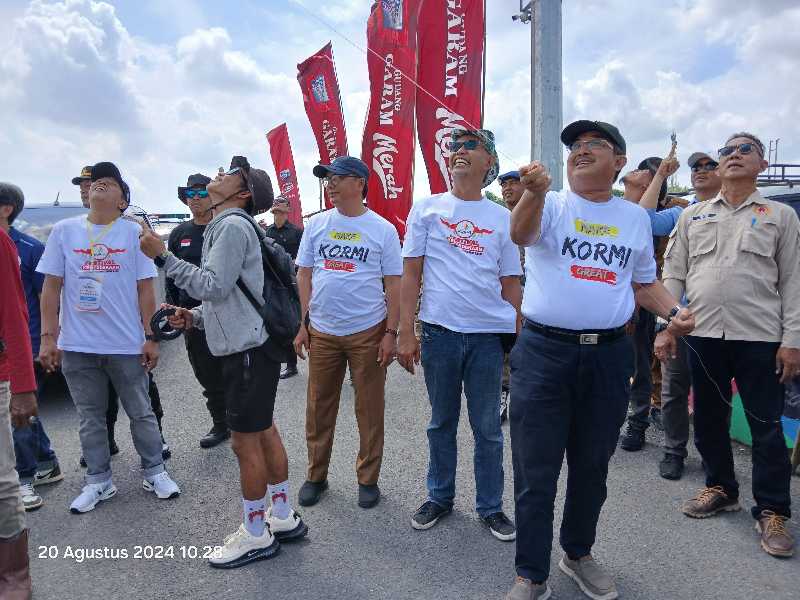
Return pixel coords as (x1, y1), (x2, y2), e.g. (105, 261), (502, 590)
(757, 163), (800, 187)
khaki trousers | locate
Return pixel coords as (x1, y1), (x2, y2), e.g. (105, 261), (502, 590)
(0, 381), (25, 539)
(306, 320), (386, 485)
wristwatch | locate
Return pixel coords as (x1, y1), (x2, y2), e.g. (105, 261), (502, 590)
(654, 318), (669, 334)
(154, 250), (171, 268)
(666, 305), (682, 323)
(145, 333), (159, 342)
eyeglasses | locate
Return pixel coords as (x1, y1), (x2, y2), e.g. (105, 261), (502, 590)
(691, 163), (717, 173)
(717, 143), (763, 158)
(322, 175), (360, 187)
(566, 139), (614, 154)
(184, 189), (209, 199)
(448, 139), (483, 153)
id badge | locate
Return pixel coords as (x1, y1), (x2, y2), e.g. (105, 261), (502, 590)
(77, 276), (103, 312)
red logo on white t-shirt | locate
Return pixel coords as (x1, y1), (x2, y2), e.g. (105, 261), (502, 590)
(440, 218), (493, 256)
(180, 238), (191, 247)
(324, 259), (356, 272)
(74, 244), (126, 272)
(570, 265), (617, 285)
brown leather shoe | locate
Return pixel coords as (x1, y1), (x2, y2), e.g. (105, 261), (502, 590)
(682, 486), (741, 518)
(0, 528), (32, 600)
(756, 510), (794, 558)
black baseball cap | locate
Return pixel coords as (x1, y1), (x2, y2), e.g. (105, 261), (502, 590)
(178, 173), (212, 204)
(687, 152), (718, 169)
(71, 166), (92, 185)
(561, 120), (626, 154)
(90, 162), (130, 206)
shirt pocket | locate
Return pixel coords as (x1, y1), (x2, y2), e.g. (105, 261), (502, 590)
(687, 220), (717, 258)
(739, 219), (778, 259)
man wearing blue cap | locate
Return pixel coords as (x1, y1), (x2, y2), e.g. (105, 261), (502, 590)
(398, 129), (522, 542)
(294, 156), (402, 510)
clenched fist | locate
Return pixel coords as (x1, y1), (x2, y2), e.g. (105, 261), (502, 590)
(519, 162), (551, 196)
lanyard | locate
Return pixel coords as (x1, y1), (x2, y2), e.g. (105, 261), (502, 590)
(85, 216), (118, 249)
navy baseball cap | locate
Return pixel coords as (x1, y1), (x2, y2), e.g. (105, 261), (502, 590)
(90, 161), (130, 206)
(498, 170), (521, 183)
(561, 120), (626, 154)
(313, 156), (370, 180)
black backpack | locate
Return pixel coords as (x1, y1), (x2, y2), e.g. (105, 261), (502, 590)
(218, 212), (301, 356)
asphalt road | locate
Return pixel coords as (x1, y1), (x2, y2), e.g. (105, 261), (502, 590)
(25, 337), (799, 600)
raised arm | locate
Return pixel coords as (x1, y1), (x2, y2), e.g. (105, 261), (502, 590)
(510, 162), (551, 246)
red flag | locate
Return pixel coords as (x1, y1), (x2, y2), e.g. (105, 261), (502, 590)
(361, 0), (420, 240)
(297, 42), (349, 208)
(416, 0), (485, 193)
(266, 123), (303, 228)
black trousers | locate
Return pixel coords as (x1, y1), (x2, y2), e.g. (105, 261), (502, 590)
(510, 327), (633, 583)
(184, 328), (228, 427)
(627, 308), (655, 429)
(106, 372), (163, 435)
(687, 336), (791, 518)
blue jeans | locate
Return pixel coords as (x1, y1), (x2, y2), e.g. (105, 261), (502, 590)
(510, 326), (633, 582)
(420, 322), (505, 517)
(13, 368), (57, 483)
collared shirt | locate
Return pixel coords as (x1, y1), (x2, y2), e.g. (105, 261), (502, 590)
(263, 221), (303, 260)
(9, 227), (44, 356)
(663, 189), (800, 347)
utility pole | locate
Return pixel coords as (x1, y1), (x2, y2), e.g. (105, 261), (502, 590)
(513, 1), (563, 189)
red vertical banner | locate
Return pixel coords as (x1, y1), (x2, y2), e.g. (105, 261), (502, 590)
(266, 123), (303, 228)
(416, 0), (485, 193)
(361, 0), (420, 240)
(297, 42), (349, 208)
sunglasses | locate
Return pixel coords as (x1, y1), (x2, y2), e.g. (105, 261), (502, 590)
(322, 175), (360, 187)
(691, 163), (717, 173)
(184, 189), (209, 199)
(448, 139), (483, 153)
(717, 143), (762, 158)
(567, 139), (614, 154)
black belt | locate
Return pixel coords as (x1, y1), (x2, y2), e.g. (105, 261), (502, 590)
(524, 319), (626, 345)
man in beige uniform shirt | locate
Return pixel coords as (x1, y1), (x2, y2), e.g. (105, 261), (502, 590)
(660, 132), (800, 558)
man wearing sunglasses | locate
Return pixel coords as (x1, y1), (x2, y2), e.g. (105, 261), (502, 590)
(505, 121), (694, 600)
(165, 174), (229, 449)
(141, 156), (308, 569)
(661, 132), (799, 558)
(398, 129), (522, 542)
(640, 151), (721, 480)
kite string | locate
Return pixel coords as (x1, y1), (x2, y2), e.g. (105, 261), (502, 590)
(290, 1), (791, 426)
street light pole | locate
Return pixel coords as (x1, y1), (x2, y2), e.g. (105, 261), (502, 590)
(513, 1), (563, 189)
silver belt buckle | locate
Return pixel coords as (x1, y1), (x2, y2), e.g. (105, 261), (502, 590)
(579, 333), (599, 345)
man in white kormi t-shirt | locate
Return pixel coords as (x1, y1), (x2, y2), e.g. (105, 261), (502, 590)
(37, 162), (180, 514)
(503, 122), (695, 600)
(398, 128), (522, 543)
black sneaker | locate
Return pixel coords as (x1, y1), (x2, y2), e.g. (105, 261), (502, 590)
(619, 423), (645, 451)
(279, 365), (299, 380)
(358, 484), (381, 509)
(650, 408), (664, 431)
(34, 463), (64, 486)
(200, 426), (230, 449)
(411, 500), (451, 530)
(482, 511), (516, 541)
(298, 480), (328, 507)
(659, 453), (685, 480)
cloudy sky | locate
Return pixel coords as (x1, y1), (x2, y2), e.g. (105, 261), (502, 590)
(1, 0), (798, 217)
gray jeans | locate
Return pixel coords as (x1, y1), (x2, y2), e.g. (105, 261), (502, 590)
(0, 381), (25, 539)
(61, 352), (164, 484)
(661, 338), (691, 457)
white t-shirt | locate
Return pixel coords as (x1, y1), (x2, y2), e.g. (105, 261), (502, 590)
(402, 193), (522, 333)
(296, 208), (402, 336)
(522, 190), (657, 329)
(36, 215), (158, 354)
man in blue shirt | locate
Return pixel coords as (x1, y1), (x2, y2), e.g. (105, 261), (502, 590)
(0, 183), (62, 512)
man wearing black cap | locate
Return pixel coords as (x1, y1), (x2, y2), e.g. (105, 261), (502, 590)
(38, 162), (181, 514)
(505, 121), (694, 600)
(641, 150), (721, 479)
(398, 129), (522, 542)
(141, 156), (308, 569)
(72, 166), (93, 208)
(262, 196), (303, 380)
(293, 156), (402, 509)
(165, 174), (229, 448)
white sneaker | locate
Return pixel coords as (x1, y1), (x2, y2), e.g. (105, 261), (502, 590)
(266, 506), (308, 541)
(20, 482), (43, 511)
(208, 524), (280, 569)
(142, 471), (181, 499)
(70, 480), (117, 514)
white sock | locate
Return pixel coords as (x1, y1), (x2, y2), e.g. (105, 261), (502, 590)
(243, 497), (266, 537)
(268, 481), (291, 520)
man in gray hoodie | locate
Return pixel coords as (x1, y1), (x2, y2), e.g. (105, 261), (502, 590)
(140, 156), (308, 569)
